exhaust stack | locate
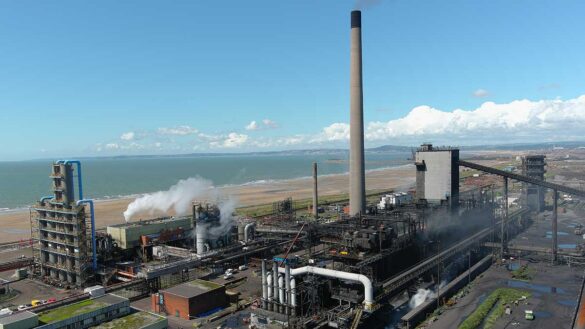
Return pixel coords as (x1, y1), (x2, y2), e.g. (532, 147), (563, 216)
(312, 162), (318, 218)
(349, 10), (366, 216)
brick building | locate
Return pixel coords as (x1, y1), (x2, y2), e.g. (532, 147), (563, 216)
(151, 279), (227, 320)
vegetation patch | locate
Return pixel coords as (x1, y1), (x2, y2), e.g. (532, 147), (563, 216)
(93, 311), (164, 329)
(39, 299), (106, 323)
(511, 265), (533, 281)
(458, 288), (529, 329)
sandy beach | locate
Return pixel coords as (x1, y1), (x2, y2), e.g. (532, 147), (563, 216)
(0, 165), (416, 242)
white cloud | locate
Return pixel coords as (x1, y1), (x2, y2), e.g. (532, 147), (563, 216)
(120, 132), (135, 141)
(262, 119), (278, 128)
(320, 123), (350, 141)
(222, 133), (249, 148)
(157, 125), (198, 136)
(473, 89), (490, 98)
(105, 143), (120, 150)
(245, 121), (259, 131)
(246, 119), (278, 131)
(363, 95), (585, 143)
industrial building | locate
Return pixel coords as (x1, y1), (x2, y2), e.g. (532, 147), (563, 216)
(30, 161), (95, 287)
(151, 279), (227, 320)
(5, 8), (584, 329)
(415, 143), (460, 209)
(522, 155), (546, 211)
(0, 311), (38, 329)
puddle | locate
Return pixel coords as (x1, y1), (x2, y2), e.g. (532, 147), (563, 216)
(534, 311), (552, 318)
(559, 244), (577, 249)
(559, 299), (578, 307)
(507, 263), (521, 271)
(546, 231), (569, 237)
(506, 280), (567, 294)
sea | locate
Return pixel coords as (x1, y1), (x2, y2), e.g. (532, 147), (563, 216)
(0, 152), (411, 210)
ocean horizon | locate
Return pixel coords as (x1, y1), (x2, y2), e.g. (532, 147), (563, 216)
(0, 152), (411, 210)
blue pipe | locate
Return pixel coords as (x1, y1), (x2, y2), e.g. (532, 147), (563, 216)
(56, 160), (83, 201)
(40, 196), (54, 204)
(77, 199), (97, 270)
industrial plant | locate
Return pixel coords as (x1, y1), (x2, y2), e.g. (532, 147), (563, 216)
(1, 9), (585, 329)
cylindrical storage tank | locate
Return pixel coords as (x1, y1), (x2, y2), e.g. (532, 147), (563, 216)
(196, 224), (207, 256)
(238, 225), (245, 242)
(290, 278), (297, 307)
(278, 275), (285, 304)
(266, 273), (273, 300)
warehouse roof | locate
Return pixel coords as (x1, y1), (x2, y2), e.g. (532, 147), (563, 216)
(162, 279), (224, 299)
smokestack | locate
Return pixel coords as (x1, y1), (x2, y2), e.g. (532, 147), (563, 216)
(312, 162), (318, 218)
(349, 10), (366, 216)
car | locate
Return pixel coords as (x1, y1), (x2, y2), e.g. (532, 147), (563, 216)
(47, 298), (56, 303)
(238, 265), (248, 271)
(223, 273), (234, 280)
(17, 304), (32, 311)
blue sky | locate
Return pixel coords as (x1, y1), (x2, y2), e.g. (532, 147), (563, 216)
(1, 0), (585, 160)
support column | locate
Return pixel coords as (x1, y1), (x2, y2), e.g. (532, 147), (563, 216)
(312, 162), (318, 219)
(272, 261), (279, 313)
(285, 263), (291, 315)
(552, 189), (558, 263)
(261, 259), (267, 309)
(502, 177), (508, 257)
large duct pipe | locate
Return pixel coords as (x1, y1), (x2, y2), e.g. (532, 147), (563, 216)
(266, 272), (273, 311)
(290, 277), (297, 308)
(279, 265), (374, 311)
(261, 259), (268, 309)
(272, 261), (279, 311)
(244, 223), (255, 242)
(312, 162), (318, 218)
(285, 263), (291, 314)
(349, 10), (366, 216)
(278, 275), (285, 305)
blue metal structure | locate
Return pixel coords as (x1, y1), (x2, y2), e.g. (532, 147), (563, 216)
(56, 160), (83, 200)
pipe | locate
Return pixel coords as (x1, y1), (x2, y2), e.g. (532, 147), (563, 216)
(552, 189), (558, 263)
(244, 223), (255, 242)
(349, 10), (366, 216)
(272, 261), (278, 309)
(56, 160), (83, 200)
(40, 196), (54, 204)
(267, 272), (273, 309)
(261, 260), (268, 308)
(312, 162), (318, 218)
(278, 275), (285, 305)
(290, 277), (296, 307)
(285, 263), (291, 314)
(76, 199), (97, 270)
(279, 265), (374, 311)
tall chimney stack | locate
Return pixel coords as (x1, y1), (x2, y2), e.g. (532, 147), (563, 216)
(349, 10), (366, 216)
(312, 162), (318, 218)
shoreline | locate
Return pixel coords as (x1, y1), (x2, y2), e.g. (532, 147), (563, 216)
(0, 165), (416, 242)
(0, 163), (414, 213)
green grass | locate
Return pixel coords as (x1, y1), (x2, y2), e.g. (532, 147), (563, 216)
(38, 299), (107, 324)
(93, 311), (164, 329)
(511, 265), (533, 281)
(458, 288), (529, 329)
(188, 279), (222, 290)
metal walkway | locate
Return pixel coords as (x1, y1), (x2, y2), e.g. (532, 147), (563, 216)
(458, 160), (585, 197)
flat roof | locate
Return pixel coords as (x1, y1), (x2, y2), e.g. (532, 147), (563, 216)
(161, 279), (224, 299)
(92, 310), (165, 329)
(38, 294), (128, 324)
(0, 311), (37, 325)
(108, 216), (190, 229)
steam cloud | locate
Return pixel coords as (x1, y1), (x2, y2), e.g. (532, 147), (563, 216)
(123, 177), (217, 222)
(408, 281), (445, 309)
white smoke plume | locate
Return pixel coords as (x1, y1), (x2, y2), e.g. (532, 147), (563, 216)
(409, 288), (436, 309)
(207, 197), (238, 238)
(408, 281), (446, 309)
(123, 177), (217, 222)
